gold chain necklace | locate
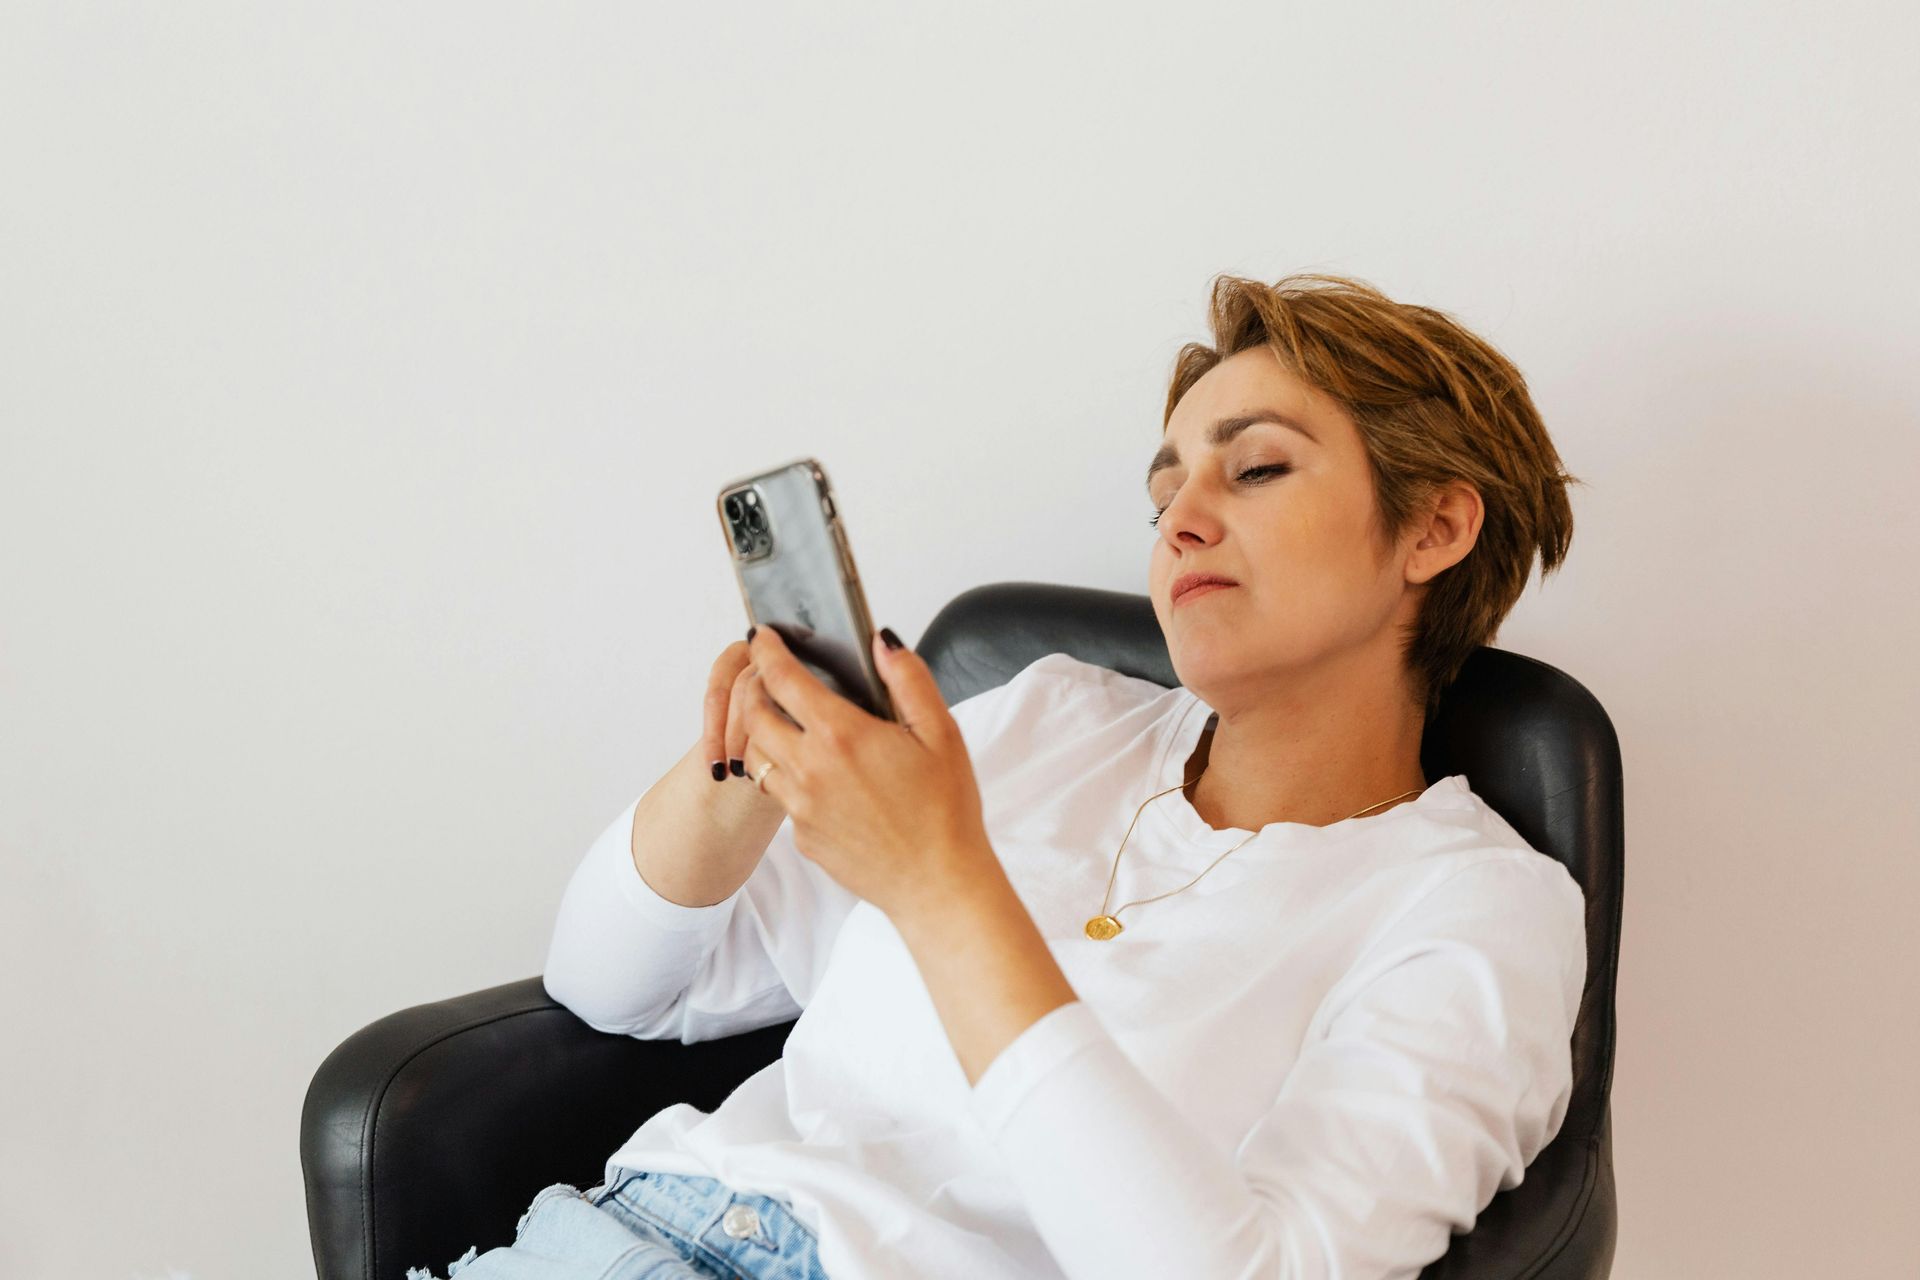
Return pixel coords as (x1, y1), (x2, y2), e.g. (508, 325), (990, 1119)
(1083, 777), (1427, 940)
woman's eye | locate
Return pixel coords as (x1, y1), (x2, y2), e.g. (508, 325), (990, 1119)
(1147, 464), (1291, 527)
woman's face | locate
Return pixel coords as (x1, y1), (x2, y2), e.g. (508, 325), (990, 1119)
(1146, 344), (1414, 701)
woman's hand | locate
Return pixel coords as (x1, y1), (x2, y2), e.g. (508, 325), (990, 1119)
(699, 637), (789, 819)
(737, 624), (1002, 923)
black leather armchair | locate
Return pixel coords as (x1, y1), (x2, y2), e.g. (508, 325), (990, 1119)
(302, 580), (1624, 1279)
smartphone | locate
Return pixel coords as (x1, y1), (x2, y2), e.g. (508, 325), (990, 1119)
(716, 457), (895, 724)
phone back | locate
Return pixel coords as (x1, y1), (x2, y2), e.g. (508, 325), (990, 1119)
(717, 457), (893, 723)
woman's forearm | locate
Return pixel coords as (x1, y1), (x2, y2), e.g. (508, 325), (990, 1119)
(631, 739), (789, 908)
(889, 841), (1080, 1087)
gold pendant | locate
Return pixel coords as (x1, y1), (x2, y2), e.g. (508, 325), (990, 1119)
(1084, 915), (1123, 941)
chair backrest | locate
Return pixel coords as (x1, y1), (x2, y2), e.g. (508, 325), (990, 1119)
(919, 580), (1624, 1275)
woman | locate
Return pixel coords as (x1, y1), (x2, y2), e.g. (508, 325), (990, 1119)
(410, 272), (1588, 1280)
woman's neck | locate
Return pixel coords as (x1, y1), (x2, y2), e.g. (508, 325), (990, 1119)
(1182, 710), (1430, 832)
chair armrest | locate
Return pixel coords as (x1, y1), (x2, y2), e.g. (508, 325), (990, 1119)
(301, 974), (1614, 1280)
(300, 975), (794, 1280)
(1419, 1106), (1618, 1280)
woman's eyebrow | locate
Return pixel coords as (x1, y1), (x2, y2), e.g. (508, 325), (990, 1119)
(1145, 412), (1317, 491)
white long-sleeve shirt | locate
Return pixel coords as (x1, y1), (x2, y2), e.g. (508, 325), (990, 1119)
(543, 653), (1587, 1280)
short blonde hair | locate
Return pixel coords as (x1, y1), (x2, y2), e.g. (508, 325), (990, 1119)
(1164, 272), (1584, 720)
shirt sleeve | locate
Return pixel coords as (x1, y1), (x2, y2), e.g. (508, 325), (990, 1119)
(965, 854), (1588, 1280)
(543, 654), (1058, 1044)
(541, 792), (858, 1043)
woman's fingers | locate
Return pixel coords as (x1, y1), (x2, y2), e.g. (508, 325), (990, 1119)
(725, 662), (759, 778)
(703, 641), (753, 781)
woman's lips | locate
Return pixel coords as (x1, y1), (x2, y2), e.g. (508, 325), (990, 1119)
(1174, 581), (1237, 606)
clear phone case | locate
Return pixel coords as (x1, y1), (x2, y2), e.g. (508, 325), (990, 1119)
(716, 457), (894, 724)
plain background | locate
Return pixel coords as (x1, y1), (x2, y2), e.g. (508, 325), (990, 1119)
(4, 3), (1916, 1277)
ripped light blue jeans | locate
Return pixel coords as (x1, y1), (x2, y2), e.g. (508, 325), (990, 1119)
(404, 1167), (832, 1280)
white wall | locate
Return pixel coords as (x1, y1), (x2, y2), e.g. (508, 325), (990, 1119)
(3, 4), (1915, 1277)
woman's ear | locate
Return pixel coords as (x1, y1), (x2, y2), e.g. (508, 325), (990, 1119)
(1406, 481), (1484, 585)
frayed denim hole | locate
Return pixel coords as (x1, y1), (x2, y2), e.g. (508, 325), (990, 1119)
(514, 1183), (586, 1241)
(403, 1241), (478, 1280)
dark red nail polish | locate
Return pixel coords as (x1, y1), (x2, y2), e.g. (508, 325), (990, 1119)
(711, 760), (726, 781)
(746, 625), (757, 643)
(880, 626), (904, 651)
